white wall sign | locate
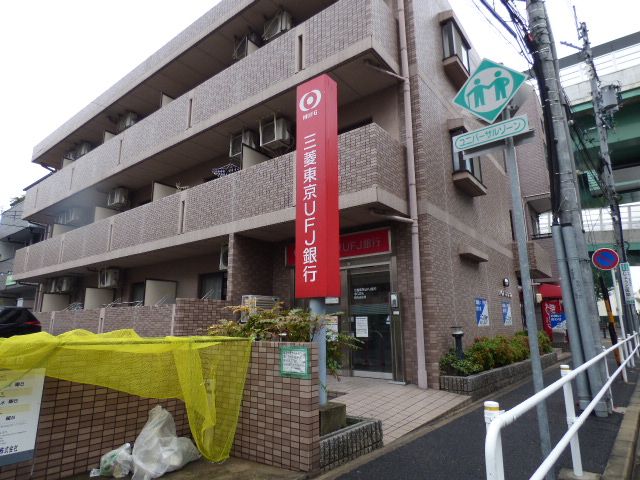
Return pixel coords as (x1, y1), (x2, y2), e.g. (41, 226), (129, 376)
(620, 262), (635, 305)
(0, 369), (46, 467)
(355, 316), (369, 337)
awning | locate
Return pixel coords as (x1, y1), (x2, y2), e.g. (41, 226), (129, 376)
(538, 283), (562, 299)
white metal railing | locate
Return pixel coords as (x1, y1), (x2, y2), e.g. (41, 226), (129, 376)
(560, 42), (640, 88)
(538, 203), (640, 235)
(485, 333), (640, 480)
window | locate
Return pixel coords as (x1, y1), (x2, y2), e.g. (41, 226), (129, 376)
(199, 272), (227, 300)
(442, 20), (470, 72)
(131, 283), (145, 305)
(451, 129), (482, 183)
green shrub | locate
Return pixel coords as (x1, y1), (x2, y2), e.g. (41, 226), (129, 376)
(439, 350), (483, 376)
(537, 330), (553, 354)
(439, 331), (547, 377)
(209, 304), (362, 378)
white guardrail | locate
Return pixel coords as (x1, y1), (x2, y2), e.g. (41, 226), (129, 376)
(485, 333), (640, 480)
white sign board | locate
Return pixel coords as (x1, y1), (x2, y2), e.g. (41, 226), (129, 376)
(620, 262), (635, 305)
(452, 115), (530, 153)
(0, 369), (45, 467)
(355, 316), (369, 338)
(326, 316), (339, 340)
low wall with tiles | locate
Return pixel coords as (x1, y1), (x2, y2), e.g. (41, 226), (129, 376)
(0, 341), (320, 479)
(439, 351), (558, 400)
(35, 298), (231, 337)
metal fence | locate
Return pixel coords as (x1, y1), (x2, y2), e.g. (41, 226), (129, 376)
(485, 333), (640, 480)
(538, 203), (640, 235)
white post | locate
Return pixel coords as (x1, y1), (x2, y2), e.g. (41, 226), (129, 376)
(627, 334), (636, 368)
(635, 332), (640, 359)
(485, 401), (505, 480)
(602, 346), (615, 409)
(560, 365), (583, 477)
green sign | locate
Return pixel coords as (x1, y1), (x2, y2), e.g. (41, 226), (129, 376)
(452, 115), (529, 153)
(279, 346), (311, 379)
(453, 58), (527, 123)
(620, 262), (635, 305)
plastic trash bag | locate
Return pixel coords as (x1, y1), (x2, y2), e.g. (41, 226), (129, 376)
(131, 406), (201, 480)
(89, 443), (133, 478)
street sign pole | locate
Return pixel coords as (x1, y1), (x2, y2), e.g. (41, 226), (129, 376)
(503, 107), (553, 474)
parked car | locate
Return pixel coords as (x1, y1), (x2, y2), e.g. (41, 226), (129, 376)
(0, 307), (41, 337)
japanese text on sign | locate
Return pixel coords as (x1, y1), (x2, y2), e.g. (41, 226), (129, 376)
(0, 369), (45, 467)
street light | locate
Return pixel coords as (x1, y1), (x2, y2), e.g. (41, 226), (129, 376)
(451, 326), (464, 360)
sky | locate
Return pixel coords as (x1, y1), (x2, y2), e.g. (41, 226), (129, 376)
(0, 0), (639, 289)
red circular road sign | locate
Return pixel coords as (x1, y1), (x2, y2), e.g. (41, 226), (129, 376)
(592, 248), (620, 270)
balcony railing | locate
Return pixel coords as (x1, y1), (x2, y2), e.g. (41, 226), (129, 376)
(23, 0), (398, 219)
(538, 203), (640, 234)
(14, 123), (405, 279)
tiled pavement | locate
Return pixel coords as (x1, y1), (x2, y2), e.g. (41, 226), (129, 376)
(327, 376), (470, 443)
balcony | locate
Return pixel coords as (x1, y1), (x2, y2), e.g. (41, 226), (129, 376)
(13, 124), (406, 281)
(512, 240), (553, 279)
(23, 0), (399, 221)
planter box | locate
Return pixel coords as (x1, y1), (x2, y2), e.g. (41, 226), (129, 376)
(320, 416), (383, 472)
(439, 351), (558, 400)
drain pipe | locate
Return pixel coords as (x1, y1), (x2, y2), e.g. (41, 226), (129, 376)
(397, 0), (428, 389)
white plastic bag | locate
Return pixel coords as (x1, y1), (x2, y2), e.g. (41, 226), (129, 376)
(131, 406), (201, 480)
(89, 443), (133, 478)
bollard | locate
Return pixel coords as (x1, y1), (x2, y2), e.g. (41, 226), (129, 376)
(484, 401), (505, 480)
(560, 365), (583, 477)
(602, 346), (615, 409)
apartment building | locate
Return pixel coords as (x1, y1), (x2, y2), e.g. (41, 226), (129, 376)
(13, 0), (551, 387)
(0, 200), (44, 309)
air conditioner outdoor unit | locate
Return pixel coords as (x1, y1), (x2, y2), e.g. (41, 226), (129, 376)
(229, 130), (257, 158)
(233, 33), (260, 61)
(75, 141), (93, 158)
(262, 10), (293, 42)
(53, 276), (75, 294)
(56, 207), (85, 226)
(259, 115), (292, 153)
(42, 279), (56, 294)
(219, 245), (229, 271)
(98, 268), (120, 289)
(117, 111), (139, 133)
(240, 295), (279, 323)
(107, 187), (130, 210)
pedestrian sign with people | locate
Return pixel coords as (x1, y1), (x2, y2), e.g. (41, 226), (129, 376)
(453, 58), (527, 123)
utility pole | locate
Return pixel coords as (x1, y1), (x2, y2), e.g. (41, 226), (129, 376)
(575, 20), (640, 337)
(525, 0), (608, 415)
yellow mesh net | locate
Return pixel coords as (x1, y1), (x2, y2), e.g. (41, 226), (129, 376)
(0, 329), (252, 462)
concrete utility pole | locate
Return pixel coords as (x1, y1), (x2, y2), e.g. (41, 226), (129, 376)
(576, 20), (640, 336)
(525, 0), (608, 415)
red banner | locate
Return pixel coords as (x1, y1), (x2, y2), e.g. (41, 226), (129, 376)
(286, 229), (391, 266)
(295, 75), (340, 298)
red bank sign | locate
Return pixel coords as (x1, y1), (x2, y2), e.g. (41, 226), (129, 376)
(286, 229), (391, 266)
(295, 75), (340, 298)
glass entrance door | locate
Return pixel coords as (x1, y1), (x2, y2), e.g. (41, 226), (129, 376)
(349, 269), (392, 378)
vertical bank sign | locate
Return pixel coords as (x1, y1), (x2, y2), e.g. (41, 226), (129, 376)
(295, 74), (340, 298)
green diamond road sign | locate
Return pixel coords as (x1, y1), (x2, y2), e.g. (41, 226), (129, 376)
(453, 58), (527, 124)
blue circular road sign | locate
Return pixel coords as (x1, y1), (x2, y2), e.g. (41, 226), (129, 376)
(592, 248), (620, 270)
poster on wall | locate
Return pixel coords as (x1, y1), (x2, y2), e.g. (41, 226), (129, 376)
(0, 369), (46, 467)
(475, 298), (489, 326)
(355, 316), (369, 337)
(501, 301), (512, 326)
(541, 299), (564, 339)
(279, 346), (311, 379)
(326, 316), (339, 340)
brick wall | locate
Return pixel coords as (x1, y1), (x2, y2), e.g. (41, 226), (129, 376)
(227, 235), (276, 305)
(0, 342), (320, 479)
(172, 298), (233, 336)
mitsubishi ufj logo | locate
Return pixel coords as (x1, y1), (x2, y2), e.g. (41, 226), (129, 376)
(299, 89), (322, 113)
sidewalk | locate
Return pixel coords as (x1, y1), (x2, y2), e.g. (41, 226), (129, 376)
(328, 376), (469, 443)
(326, 358), (639, 479)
